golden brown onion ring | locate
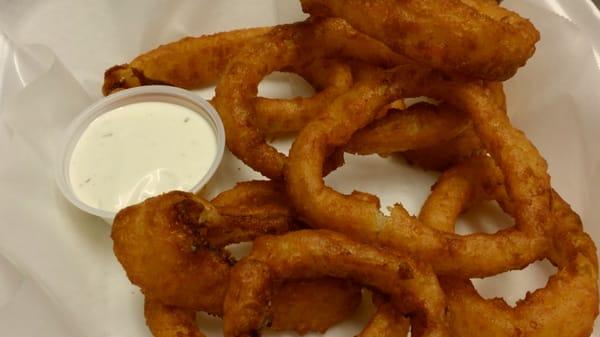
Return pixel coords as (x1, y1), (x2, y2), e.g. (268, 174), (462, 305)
(102, 27), (272, 95)
(418, 155), (598, 337)
(223, 230), (449, 337)
(285, 65), (552, 278)
(300, 0), (539, 80)
(252, 59), (353, 135)
(401, 82), (505, 171)
(213, 18), (408, 180)
(402, 127), (484, 171)
(113, 184), (361, 333)
(345, 102), (469, 155)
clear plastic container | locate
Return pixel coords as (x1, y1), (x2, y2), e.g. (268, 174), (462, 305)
(55, 86), (225, 223)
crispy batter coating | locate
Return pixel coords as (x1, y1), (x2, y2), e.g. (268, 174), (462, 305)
(402, 127), (483, 171)
(346, 102), (469, 155)
(286, 65), (552, 278)
(300, 0), (539, 80)
(270, 278), (362, 334)
(401, 81), (505, 171)
(223, 230), (449, 337)
(145, 299), (206, 337)
(418, 156), (598, 337)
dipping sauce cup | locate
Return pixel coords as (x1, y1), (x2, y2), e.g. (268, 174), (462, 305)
(55, 86), (225, 223)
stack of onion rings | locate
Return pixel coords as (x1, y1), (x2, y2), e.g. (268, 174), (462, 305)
(285, 65), (552, 277)
(104, 0), (599, 335)
(418, 155), (598, 337)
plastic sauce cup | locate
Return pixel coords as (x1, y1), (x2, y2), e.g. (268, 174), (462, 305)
(55, 86), (225, 223)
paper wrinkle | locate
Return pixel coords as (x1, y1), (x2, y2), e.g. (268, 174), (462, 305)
(0, 254), (79, 337)
(0, 0), (599, 336)
(2, 44), (91, 164)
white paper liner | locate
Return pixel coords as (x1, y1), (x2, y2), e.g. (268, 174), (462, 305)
(0, 0), (599, 336)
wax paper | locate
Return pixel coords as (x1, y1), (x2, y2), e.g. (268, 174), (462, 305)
(0, 0), (599, 336)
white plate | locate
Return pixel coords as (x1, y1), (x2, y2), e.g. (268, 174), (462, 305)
(0, 1), (599, 336)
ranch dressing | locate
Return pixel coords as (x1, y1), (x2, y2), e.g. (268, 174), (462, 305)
(68, 101), (217, 212)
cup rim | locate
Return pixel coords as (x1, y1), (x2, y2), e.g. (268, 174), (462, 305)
(55, 85), (225, 223)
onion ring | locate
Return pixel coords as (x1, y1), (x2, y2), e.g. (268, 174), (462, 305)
(213, 18), (408, 180)
(252, 59), (353, 135)
(112, 183), (362, 334)
(102, 27), (271, 95)
(402, 127), (484, 171)
(285, 65), (552, 278)
(223, 230), (449, 337)
(418, 155), (599, 337)
(300, 0), (539, 80)
(345, 102), (469, 155)
(401, 82), (505, 170)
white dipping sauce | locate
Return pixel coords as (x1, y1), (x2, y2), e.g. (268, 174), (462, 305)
(69, 101), (217, 212)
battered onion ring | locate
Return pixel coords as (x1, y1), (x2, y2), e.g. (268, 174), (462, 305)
(402, 126), (483, 171)
(300, 0), (540, 80)
(345, 102), (469, 155)
(252, 59), (353, 135)
(113, 184), (362, 334)
(102, 27), (271, 95)
(418, 156), (598, 337)
(223, 230), (449, 337)
(401, 82), (505, 170)
(285, 65), (552, 278)
(213, 18), (408, 180)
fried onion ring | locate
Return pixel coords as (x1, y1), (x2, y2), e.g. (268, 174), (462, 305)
(252, 59), (353, 135)
(418, 155), (599, 337)
(113, 183), (361, 334)
(102, 27), (271, 95)
(223, 230), (449, 337)
(285, 65), (552, 278)
(300, 0), (540, 80)
(213, 18), (408, 180)
(345, 102), (469, 155)
(401, 82), (505, 170)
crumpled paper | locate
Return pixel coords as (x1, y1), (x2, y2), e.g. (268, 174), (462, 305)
(0, 0), (599, 336)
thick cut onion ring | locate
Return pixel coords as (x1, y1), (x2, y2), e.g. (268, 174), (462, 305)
(112, 182), (362, 334)
(345, 102), (469, 155)
(285, 65), (552, 278)
(213, 18), (408, 180)
(251, 59), (353, 135)
(300, 0), (539, 80)
(223, 230), (449, 337)
(418, 156), (598, 337)
(102, 27), (271, 95)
